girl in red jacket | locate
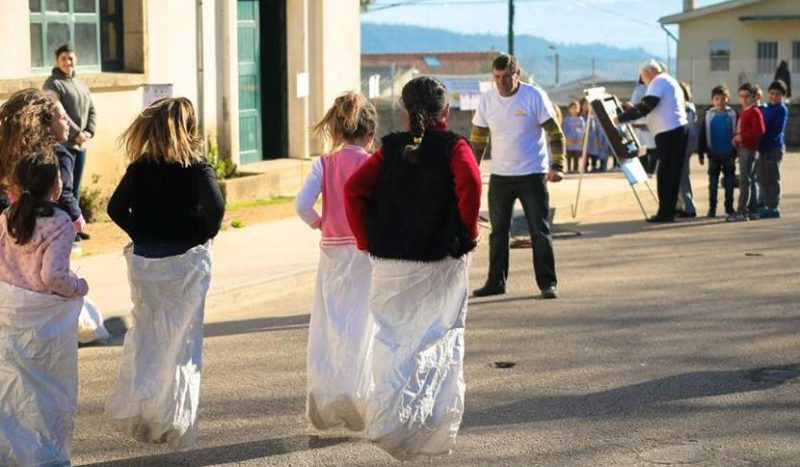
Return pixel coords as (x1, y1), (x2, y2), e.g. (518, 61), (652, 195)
(345, 76), (481, 460)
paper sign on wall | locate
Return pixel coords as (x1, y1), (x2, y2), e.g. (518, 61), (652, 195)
(143, 84), (173, 108)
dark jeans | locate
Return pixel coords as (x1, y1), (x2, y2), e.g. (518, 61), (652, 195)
(654, 125), (688, 220)
(645, 148), (659, 174)
(707, 157), (735, 213)
(566, 150), (581, 173)
(487, 173), (556, 291)
(757, 146), (783, 210)
(68, 146), (87, 204)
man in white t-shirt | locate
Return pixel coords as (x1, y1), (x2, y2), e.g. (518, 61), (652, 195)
(470, 54), (565, 299)
(616, 59), (688, 223)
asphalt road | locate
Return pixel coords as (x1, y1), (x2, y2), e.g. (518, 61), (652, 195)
(73, 159), (800, 466)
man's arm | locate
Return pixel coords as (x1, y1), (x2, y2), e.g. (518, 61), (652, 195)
(617, 96), (660, 124)
(469, 125), (489, 164)
(541, 118), (565, 182)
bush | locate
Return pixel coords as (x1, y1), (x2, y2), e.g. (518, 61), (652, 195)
(78, 175), (108, 223)
(207, 136), (238, 180)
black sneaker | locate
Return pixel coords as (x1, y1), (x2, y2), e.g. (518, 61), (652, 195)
(675, 210), (696, 218)
(707, 208), (716, 218)
(76, 231), (91, 240)
(541, 286), (558, 299)
(473, 282), (506, 297)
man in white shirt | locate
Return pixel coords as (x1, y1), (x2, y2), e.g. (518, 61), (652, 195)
(470, 54), (565, 299)
(616, 59), (688, 223)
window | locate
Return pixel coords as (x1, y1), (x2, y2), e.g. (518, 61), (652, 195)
(793, 41), (800, 74)
(100, 0), (123, 71)
(29, 0), (124, 73)
(709, 40), (730, 71)
(423, 56), (442, 68)
(757, 41), (778, 74)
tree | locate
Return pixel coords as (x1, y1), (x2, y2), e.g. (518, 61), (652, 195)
(360, 0), (374, 11)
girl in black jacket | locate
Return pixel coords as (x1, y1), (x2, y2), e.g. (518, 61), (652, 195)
(105, 97), (223, 448)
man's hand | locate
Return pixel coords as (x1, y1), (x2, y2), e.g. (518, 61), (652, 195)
(546, 167), (564, 183)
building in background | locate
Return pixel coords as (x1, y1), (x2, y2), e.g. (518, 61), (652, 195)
(661, 0), (800, 104)
(0, 0), (361, 195)
(362, 51), (495, 107)
(545, 75), (637, 107)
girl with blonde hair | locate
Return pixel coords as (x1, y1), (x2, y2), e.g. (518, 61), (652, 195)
(296, 91), (379, 432)
(105, 97), (224, 448)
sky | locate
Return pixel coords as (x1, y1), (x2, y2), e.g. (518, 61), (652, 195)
(362, 0), (724, 58)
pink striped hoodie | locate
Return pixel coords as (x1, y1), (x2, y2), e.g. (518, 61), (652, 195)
(296, 145), (369, 247)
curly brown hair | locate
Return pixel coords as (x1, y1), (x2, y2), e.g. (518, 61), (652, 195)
(0, 89), (59, 191)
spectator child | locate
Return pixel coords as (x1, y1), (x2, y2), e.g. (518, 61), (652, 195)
(562, 101), (585, 173)
(756, 80), (789, 218)
(296, 91), (378, 432)
(728, 83), (765, 221)
(697, 85), (737, 217)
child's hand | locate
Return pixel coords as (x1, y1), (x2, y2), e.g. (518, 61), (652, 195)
(74, 216), (86, 232)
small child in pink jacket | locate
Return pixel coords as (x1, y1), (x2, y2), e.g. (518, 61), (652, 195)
(0, 151), (88, 298)
(296, 91), (378, 432)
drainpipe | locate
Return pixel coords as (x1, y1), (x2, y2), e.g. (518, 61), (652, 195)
(196, 0), (206, 150)
(661, 23), (679, 77)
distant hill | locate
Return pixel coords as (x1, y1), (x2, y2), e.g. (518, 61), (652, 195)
(361, 22), (664, 85)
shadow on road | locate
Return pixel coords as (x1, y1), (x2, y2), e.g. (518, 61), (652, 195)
(463, 365), (800, 428)
(470, 294), (540, 306)
(79, 435), (352, 466)
(204, 314), (310, 338)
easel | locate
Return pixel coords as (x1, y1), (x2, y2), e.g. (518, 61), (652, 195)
(572, 88), (658, 221)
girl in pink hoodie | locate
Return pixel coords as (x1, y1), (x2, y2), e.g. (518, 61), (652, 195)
(296, 91), (378, 432)
(0, 151), (88, 298)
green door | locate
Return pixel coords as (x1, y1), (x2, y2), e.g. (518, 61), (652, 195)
(237, 0), (262, 164)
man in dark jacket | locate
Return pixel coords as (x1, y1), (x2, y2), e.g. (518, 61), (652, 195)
(43, 44), (96, 239)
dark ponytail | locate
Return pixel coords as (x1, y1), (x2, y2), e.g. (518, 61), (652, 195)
(6, 151), (58, 245)
(400, 76), (448, 163)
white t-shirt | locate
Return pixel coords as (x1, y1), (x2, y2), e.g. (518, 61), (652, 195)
(644, 73), (688, 136)
(472, 82), (555, 175)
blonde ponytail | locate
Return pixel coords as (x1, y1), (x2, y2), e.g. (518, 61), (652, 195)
(313, 91), (378, 151)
